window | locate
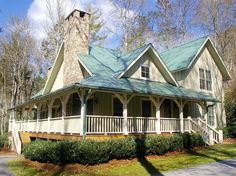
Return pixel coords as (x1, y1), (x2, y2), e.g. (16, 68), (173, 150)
(141, 100), (151, 117)
(141, 65), (150, 79)
(199, 68), (205, 89)
(113, 98), (123, 116)
(199, 68), (212, 91)
(207, 106), (215, 126)
(205, 70), (212, 90)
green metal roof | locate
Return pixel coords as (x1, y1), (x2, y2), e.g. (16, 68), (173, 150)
(78, 44), (150, 77)
(29, 37), (218, 103)
(160, 37), (208, 72)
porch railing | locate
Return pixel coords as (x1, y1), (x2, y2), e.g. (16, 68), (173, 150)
(9, 115), (223, 145)
(86, 115), (123, 134)
(160, 118), (180, 132)
(127, 117), (156, 133)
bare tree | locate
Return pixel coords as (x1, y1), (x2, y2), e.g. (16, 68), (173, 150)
(194, 0), (236, 81)
(0, 16), (41, 133)
(110, 0), (150, 51)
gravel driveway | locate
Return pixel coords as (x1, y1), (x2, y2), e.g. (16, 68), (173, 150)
(0, 156), (17, 176)
(157, 158), (236, 176)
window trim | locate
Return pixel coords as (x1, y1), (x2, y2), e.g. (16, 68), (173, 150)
(207, 106), (215, 127)
(199, 68), (212, 91)
(205, 70), (212, 91)
(141, 65), (150, 79)
(199, 68), (205, 90)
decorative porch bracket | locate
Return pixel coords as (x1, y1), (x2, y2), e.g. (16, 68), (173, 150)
(173, 99), (187, 133)
(114, 93), (134, 135)
(149, 96), (165, 134)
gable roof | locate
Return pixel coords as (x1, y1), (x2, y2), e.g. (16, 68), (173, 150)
(160, 37), (231, 80)
(78, 44), (178, 86)
(42, 43), (65, 95)
(160, 37), (208, 72)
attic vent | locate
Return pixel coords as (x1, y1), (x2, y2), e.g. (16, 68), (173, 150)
(80, 11), (85, 18)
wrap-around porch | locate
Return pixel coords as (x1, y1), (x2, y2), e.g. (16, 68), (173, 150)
(9, 89), (211, 136)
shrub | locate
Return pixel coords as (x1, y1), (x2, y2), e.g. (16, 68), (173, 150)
(182, 133), (204, 149)
(109, 137), (136, 159)
(222, 127), (230, 139)
(0, 134), (8, 149)
(23, 133), (204, 165)
(23, 140), (62, 164)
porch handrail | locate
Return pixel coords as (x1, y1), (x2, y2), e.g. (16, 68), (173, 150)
(12, 119), (22, 154)
(189, 118), (210, 145)
(197, 117), (222, 143)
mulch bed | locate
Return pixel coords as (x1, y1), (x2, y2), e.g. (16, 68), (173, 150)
(223, 138), (236, 144)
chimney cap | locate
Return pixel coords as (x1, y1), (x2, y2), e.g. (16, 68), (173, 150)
(65, 9), (90, 20)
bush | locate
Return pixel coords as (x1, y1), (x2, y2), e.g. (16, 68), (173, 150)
(182, 133), (204, 149)
(222, 127), (230, 139)
(23, 133), (204, 165)
(23, 140), (62, 164)
(0, 134), (8, 149)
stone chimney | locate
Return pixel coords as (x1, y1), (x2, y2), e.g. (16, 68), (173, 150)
(63, 9), (90, 85)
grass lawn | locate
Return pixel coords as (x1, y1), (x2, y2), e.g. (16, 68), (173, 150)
(8, 142), (236, 176)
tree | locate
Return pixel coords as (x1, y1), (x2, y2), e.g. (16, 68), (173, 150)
(86, 5), (109, 45)
(110, 0), (150, 51)
(41, 0), (108, 63)
(194, 0), (236, 80)
(152, 0), (197, 50)
(0, 16), (42, 133)
(41, 0), (73, 63)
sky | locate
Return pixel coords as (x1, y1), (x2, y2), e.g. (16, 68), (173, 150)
(0, 0), (157, 49)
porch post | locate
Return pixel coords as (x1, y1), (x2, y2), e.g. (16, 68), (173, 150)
(47, 99), (54, 134)
(22, 107), (26, 132)
(36, 103), (41, 133)
(80, 90), (87, 139)
(174, 99), (186, 133)
(61, 95), (69, 134)
(123, 95), (128, 135)
(156, 105), (161, 134)
(179, 106), (184, 133)
(150, 97), (164, 134)
(27, 106), (32, 132)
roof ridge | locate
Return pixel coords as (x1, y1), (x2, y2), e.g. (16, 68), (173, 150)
(161, 36), (208, 54)
(120, 43), (151, 57)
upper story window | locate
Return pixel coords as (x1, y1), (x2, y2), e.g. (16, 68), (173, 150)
(199, 68), (205, 89)
(141, 65), (150, 79)
(199, 68), (212, 91)
(205, 70), (212, 90)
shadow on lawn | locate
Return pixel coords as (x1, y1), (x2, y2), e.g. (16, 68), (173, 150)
(135, 136), (164, 176)
(186, 145), (236, 168)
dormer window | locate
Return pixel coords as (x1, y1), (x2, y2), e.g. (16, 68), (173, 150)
(141, 65), (150, 79)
